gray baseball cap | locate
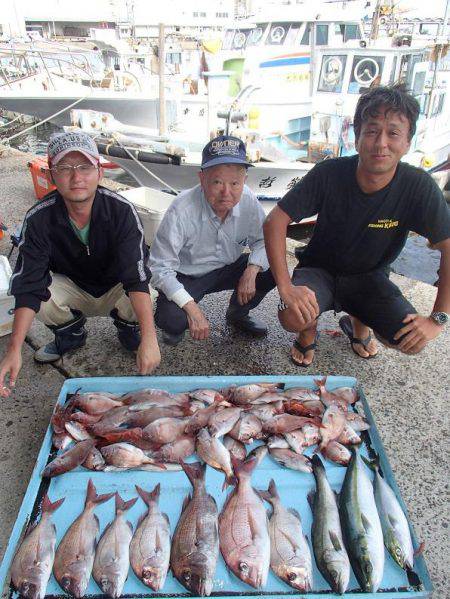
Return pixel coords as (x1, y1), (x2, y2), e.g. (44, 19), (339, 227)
(48, 131), (100, 165)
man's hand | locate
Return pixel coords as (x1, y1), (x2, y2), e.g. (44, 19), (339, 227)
(394, 313), (443, 354)
(280, 284), (320, 326)
(184, 301), (210, 340)
(0, 349), (22, 397)
(237, 264), (260, 306)
(136, 340), (161, 375)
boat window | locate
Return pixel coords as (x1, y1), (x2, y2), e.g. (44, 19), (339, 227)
(389, 55), (398, 85)
(285, 23), (301, 45)
(247, 25), (267, 46)
(419, 22), (439, 36)
(318, 55), (347, 93)
(431, 92), (445, 116)
(348, 55), (385, 93)
(412, 71), (426, 95)
(344, 24), (361, 41)
(300, 23), (311, 45)
(232, 29), (252, 50)
(266, 22), (289, 45)
(222, 30), (234, 50)
(316, 24), (329, 45)
(399, 53), (422, 89)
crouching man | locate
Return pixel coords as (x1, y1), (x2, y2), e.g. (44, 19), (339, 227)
(0, 131), (160, 396)
(149, 135), (276, 345)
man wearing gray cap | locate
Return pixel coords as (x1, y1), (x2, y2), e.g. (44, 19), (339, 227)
(0, 131), (160, 395)
(149, 135), (276, 346)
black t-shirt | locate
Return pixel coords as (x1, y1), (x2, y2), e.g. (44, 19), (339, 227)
(278, 155), (450, 275)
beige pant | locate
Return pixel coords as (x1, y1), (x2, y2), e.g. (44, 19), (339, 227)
(37, 273), (138, 327)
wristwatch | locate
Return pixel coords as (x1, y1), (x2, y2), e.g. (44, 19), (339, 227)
(430, 311), (449, 326)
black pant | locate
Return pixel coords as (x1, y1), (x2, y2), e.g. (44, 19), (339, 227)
(155, 255), (276, 335)
(292, 266), (416, 344)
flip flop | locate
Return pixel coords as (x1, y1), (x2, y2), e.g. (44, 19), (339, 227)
(290, 333), (319, 368)
(338, 315), (377, 359)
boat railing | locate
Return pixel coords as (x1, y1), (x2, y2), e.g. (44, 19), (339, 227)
(0, 47), (100, 91)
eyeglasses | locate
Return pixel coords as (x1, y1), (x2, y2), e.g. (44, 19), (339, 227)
(50, 164), (99, 176)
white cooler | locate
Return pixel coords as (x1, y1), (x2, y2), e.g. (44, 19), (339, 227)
(120, 187), (176, 245)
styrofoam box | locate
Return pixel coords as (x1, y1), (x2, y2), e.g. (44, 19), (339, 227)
(120, 187), (175, 245)
(0, 255), (14, 336)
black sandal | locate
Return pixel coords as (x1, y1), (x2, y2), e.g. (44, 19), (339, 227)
(338, 315), (377, 359)
(290, 334), (319, 368)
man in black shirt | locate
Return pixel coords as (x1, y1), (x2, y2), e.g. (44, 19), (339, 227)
(264, 84), (450, 366)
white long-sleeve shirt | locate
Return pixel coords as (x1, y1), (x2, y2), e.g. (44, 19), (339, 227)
(149, 184), (269, 308)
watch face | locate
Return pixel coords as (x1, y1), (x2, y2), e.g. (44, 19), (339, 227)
(432, 312), (449, 325)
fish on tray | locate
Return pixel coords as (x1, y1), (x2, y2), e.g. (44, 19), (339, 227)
(259, 479), (312, 592)
(339, 448), (385, 593)
(42, 439), (96, 478)
(53, 479), (114, 598)
(309, 455), (350, 594)
(92, 493), (138, 598)
(218, 456), (270, 589)
(171, 461), (219, 596)
(11, 494), (65, 599)
(130, 483), (171, 591)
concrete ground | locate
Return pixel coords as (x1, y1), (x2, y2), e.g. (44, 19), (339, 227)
(0, 146), (448, 596)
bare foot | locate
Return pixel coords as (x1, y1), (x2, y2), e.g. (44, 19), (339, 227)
(351, 317), (378, 358)
(291, 326), (318, 366)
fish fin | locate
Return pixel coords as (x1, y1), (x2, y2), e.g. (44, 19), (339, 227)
(414, 541), (426, 557)
(86, 478), (115, 506)
(307, 491), (315, 509)
(180, 460), (206, 488)
(268, 478), (278, 499)
(115, 492), (138, 514)
(222, 474), (236, 491)
(163, 512), (170, 524)
(41, 493), (65, 514)
(257, 489), (272, 503)
(181, 494), (191, 512)
(288, 507), (301, 520)
(135, 482), (160, 506)
(329, 531), (343, 552)
(361, 512), (372, 533)
(313, 377), (326, 391)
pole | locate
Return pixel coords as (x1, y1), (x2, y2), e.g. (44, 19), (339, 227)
(158, 23), (166, 136)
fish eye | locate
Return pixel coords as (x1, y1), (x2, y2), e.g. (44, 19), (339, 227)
(183, 570), (191, 582)
(239, 562), (249, 573)
(287, 572), (297, 581)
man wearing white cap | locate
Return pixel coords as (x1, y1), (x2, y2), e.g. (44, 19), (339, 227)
(0, 131), (160, 395)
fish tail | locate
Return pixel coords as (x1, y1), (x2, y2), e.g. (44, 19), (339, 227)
(314, 376), (326, 391)
(135, 482), (161, 506)
(41, 493), (65, 514)
(222, 473), (237, 491)
(181, 460), (206, 488)
(85, 478), (115, 506)
(257, 478), (277, 503)
(361, 453), (380, 471)
(115, 492), (138, 514)
(231, 454), (258, 480)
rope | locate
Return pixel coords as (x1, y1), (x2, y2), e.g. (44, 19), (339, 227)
(0, 113), (25, 128)
(1, 95), (91, 144)
(110, 133), (179, 195)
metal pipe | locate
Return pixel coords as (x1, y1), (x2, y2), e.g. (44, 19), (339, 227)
(158, 23), (166, 135)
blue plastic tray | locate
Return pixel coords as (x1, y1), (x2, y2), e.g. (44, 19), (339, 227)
(0, 376), (433, 598)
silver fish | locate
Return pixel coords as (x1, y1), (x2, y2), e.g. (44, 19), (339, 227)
(268, 448), (312, 473)
(260, 479), (312, 592)
(53, 479), (114, 598)
(339, 449), (384, 593)
(224, 383), (282, 405)
(365, 456), (414, 571)
(92, 493), (137, 598)
(196, 428), (234, 488)
(267, 434), (290, 449)
(218, 456), (270, 588)
(309, 455), (350, 594)
(82, 446), (106, 471)
(130, 483), (171, 591)
(171, 461), (219, 596)
(321, 440), (352, 466)
(11, 494), (65, 599)
(42, 439), (96, 478)
(284, 429), (307, 454)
